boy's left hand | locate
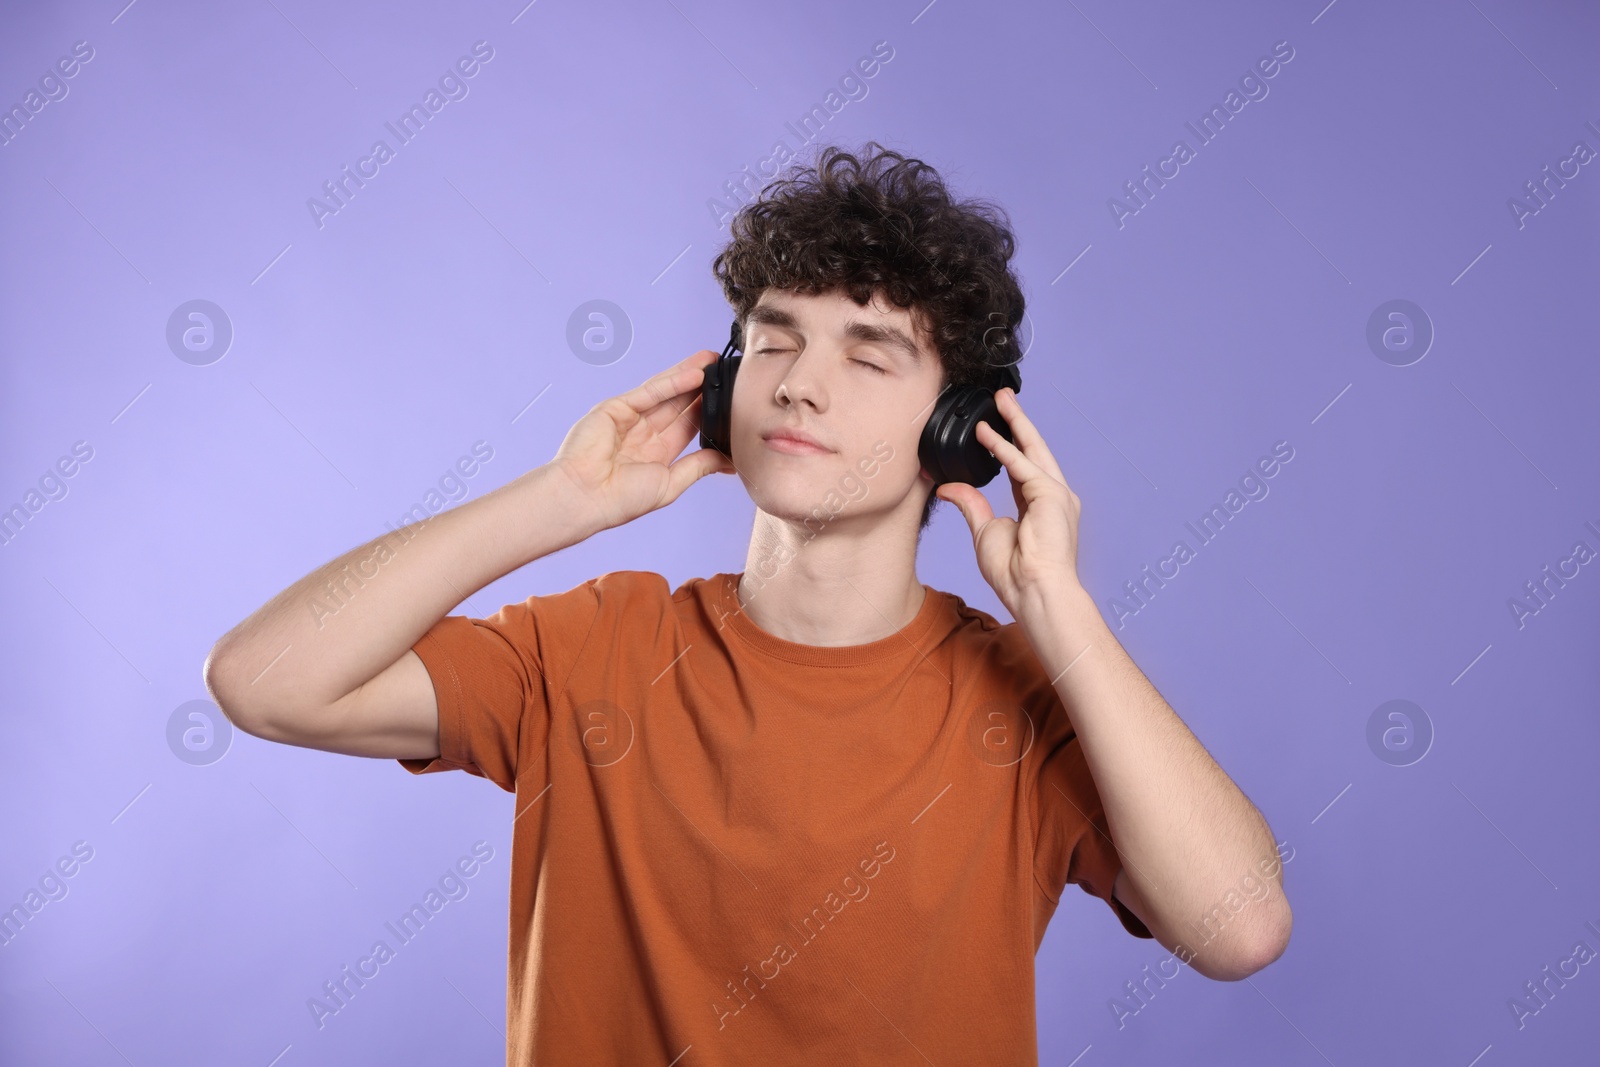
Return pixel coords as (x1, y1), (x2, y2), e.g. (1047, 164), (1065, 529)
(934, 387), (1083, 617)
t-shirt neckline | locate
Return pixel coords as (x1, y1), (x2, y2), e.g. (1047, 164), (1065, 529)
(716, 571), (948, 667)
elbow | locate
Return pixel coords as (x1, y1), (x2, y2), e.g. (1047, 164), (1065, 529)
(202, 640), (269, 740)
(1199, 907), (1293, 982)
(204, 639), (335, 748)
(1233, 930), (1291, 982)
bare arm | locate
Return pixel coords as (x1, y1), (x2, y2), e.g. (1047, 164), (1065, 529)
(203, 348), (735, 760)
(203, 463), (602, 758)
(937, 387), (1291, 979)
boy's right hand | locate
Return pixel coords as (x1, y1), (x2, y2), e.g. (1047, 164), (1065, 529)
(551, 349), (739, 532)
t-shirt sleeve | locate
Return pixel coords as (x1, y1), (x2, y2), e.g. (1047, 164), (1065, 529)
(396, 576), (603, 793)
(1030, 689), (1154, 940)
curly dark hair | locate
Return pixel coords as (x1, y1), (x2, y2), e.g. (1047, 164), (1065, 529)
(710, 140), (1027, 532)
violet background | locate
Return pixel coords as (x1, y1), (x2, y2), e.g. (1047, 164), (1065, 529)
(2, 0), (1597, 1064)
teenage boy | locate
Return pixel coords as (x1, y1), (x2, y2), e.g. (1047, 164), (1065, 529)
(207, 142), (1290, 1065)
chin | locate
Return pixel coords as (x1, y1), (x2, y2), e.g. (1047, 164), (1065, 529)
(750, 473), (918, 536)
(742, 474), (839, 524)
(735, 432), (915, 522)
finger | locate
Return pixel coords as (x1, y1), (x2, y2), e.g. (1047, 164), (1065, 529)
(640, 387), (704, 445)
(628, 352), (719, 438)
(976, 417), (1051, 487)
(941, 481), (1017, 570)
(936, 481), (995, 538)
(665, 442), (738, 502)
(617, 350), (719, 417)
(993, 388), (1067, 486)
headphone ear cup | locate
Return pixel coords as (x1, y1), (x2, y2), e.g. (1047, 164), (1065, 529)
(917, 387), (957, 486)
(699, 352), (741, 457)
(919, 385), (1012, 488)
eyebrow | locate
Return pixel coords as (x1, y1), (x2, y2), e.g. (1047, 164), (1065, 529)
(745, 305), (924, 366)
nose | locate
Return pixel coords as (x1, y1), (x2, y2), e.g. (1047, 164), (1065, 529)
(772, 348), (830, 414)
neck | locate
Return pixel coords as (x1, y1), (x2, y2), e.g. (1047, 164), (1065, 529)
(737, 510), (926, 647)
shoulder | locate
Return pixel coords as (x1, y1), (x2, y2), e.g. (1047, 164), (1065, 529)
(545, 569), (705, 603)
(588, 570), (732, 596)
(493, 570), (673, 633)
(588, 569), (673, 597)
(938, 591), (1046, 681)
(936, 594), (1073, 753)
(583, 570), (719, 626)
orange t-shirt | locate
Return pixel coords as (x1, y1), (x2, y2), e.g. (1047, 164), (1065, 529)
(399, 569), (1151, 1065)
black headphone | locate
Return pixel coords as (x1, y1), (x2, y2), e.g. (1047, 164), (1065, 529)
(699, 318), (1023, 488)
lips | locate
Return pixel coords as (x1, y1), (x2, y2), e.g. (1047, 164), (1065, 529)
(762, 428), (833, 453)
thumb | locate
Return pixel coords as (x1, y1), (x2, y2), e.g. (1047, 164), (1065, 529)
(667, 447), (736, 500)
(936, 482), (990, 535)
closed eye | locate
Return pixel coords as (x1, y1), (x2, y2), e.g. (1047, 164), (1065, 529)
(752, 348), (886, 375)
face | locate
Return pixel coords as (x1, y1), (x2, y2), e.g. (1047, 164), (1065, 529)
(728, 286), (946, 530)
